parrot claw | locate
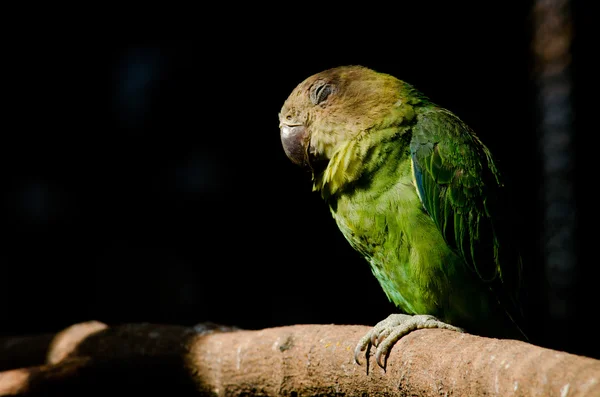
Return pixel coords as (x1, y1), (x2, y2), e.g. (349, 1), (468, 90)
(354, 314), (464, 369)
(353, 336), (370, 365)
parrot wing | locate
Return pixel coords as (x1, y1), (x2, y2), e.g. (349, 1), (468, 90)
(409, 108), (520, 289)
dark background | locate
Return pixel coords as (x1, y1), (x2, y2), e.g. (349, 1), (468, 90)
(3, 3), (597, 360)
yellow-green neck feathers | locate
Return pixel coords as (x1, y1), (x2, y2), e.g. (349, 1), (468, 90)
(313, 101), (418, 199)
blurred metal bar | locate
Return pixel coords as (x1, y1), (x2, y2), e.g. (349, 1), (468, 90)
(531, 0), (576, 322)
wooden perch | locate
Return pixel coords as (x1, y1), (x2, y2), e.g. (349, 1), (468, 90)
(0, 321), (599, 396)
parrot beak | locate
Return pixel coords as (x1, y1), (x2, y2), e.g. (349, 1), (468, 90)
(280, 122), (309, 166)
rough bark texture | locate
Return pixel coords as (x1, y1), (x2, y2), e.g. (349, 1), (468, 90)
(0, 321), (599, 396)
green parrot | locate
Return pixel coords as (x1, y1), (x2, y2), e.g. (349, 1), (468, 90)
(278, 65), (528, 368)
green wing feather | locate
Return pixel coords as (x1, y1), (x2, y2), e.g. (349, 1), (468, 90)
(409, 108), (523, 309)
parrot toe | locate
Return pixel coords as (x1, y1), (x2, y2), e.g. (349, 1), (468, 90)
(354, 313), (464, 369)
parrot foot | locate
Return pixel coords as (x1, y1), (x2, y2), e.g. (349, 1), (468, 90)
(354, 314), (464, 369)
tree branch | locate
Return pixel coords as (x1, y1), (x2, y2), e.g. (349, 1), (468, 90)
(0, 321), (598, 396)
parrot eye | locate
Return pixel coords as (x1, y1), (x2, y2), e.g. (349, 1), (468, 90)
(310, 81), (333, 105)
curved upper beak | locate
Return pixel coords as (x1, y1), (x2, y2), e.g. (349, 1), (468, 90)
(280, 122), (309, 166)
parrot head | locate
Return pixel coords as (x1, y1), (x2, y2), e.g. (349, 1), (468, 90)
(278, 65), (405, 169)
